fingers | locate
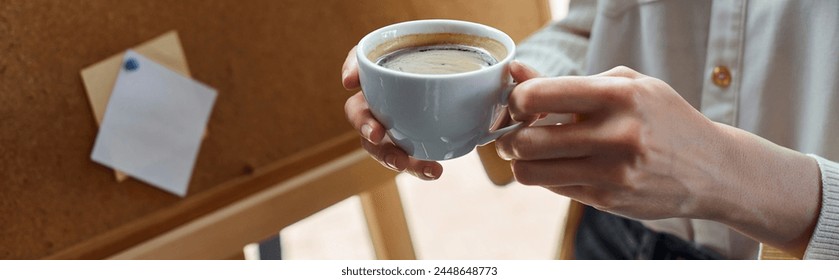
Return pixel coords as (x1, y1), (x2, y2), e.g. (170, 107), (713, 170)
(406, 157), (443, 180)
(510, 158), (600, 186)
(510, 61), (541, 82)
(361, 138), (407, 171)
(360, 139), (443, 180)
(495, 124), (596, 161)
(542, 186), (600, 206)
(509, 76), (622, 121)
(507, 64), (652, 122)
(344, 91), (385, 144)
(346, 90), (443, 180)
(342, 46), (360, 90)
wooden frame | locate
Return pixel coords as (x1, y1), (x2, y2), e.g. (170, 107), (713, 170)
(555, 200), (585, 260)
(759, 245), (799, 260)
(107, 148), (414, 259)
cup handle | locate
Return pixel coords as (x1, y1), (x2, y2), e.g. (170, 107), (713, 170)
(478, 83), (521, 146)
(478, 122), (523, 146)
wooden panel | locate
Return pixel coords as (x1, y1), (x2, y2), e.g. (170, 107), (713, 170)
(556, 200), (585, 260)
(0, 0), (550, 259)
(476, 145), (515, 185)
(360, 180), (416, 260)
(759, 245), (799, 260)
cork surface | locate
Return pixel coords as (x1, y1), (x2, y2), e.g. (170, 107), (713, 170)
(0, 0), (549, 259)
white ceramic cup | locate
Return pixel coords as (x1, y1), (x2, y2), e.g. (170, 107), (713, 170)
(357, 19), (520, 161)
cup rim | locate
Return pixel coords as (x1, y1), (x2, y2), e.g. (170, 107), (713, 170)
(357, 19), (516, 79)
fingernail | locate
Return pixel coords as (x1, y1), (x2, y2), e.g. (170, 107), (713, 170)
(496, 146), (511, 161)
(384, 154), (398, 170)
(422, 166), (436, 179)
(361, 124), (373, 142)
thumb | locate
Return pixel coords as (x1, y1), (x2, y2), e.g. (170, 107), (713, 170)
(510, 61), (541, 83)
(509, 61), (547, 121)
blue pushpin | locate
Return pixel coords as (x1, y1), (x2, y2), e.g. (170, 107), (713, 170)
(124, 58), (139, 72)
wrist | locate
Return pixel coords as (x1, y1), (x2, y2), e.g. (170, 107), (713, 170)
(706, 122), (820, 256)
(691, 122), (749, 222)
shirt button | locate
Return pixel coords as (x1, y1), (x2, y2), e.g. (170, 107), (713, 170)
(712, 66), (732, 88)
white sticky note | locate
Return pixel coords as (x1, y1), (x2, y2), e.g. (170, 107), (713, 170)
(91, 50), (217, 197)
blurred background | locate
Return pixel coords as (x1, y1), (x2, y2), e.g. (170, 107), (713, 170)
(1, 0), (570, 260)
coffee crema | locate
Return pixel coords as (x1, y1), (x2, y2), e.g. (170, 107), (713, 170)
(368, 33), (507, 75)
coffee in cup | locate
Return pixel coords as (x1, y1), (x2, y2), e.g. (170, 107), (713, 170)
(368, 33), (507, 75)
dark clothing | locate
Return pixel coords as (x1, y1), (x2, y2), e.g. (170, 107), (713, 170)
(574, 206), (724, 260)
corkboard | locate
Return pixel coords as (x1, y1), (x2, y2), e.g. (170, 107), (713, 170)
(0, 0), (551, 259)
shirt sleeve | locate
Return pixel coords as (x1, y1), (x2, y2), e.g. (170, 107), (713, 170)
(515, 0), (597, 77)
(804, 154), (839, 259)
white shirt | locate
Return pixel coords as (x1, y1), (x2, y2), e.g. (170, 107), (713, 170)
(516, 0), (839, 259)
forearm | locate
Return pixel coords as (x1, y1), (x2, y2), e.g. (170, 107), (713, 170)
(706, 122), (821, 258)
